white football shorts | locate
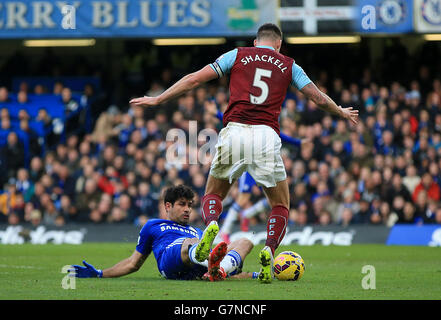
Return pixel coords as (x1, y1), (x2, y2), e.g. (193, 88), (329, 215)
(209, 122), (286, 188)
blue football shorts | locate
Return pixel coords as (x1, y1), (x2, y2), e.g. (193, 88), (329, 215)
(238, 172), (257, 193)
(158, 238), (207, 280)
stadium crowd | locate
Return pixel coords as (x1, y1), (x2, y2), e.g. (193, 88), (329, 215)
(1, 41), (441, 228)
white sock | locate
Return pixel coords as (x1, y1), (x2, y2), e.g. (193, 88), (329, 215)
(188, 243), (208, 267)
(242, 198), (270, 219)
(220, 202), (242, 234)
(220, 250), (242, 276)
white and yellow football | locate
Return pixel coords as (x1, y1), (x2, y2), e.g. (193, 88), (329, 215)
(273, 251), (305, 281)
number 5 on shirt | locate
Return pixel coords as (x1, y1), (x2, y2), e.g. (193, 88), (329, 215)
(250, 68), (272, 105)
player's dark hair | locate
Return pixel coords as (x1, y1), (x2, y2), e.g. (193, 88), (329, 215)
(163, 185), (195, 205)
(257, 23), (282, 41)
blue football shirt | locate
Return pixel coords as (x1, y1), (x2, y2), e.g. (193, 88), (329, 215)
(136, 218), (203, 263)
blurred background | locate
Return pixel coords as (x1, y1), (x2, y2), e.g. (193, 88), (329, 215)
(0, 0), (440, 246)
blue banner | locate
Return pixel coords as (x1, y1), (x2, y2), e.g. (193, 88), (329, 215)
(386, 224), (441, 246)
(355, 0), (413, 33)
(0, 0), (277, 39)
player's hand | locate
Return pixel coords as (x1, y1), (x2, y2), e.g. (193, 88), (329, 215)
(129, 96), (159, 108)
(69, 260), (103, 278)
(340, 106), (359, 125)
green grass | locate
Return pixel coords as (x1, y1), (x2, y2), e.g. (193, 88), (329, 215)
(0, 243), (440, 300)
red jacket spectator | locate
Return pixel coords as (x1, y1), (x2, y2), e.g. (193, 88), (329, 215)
(412, 173), (441, 202)
(97, 167), (129, 196)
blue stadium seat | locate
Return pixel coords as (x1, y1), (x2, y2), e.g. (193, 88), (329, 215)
(29, 121), (45, 138)
(12, 77), (101, 93)
(5, 94), (66, 120)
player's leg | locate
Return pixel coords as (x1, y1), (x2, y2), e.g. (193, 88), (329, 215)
(193, 219), (220, 262)
(241, 197), (271, 220)
(181, 238), (207, 267)
(202, 123), (248, 226)
(207, 238), (254, 281)
(262, 179), (290, 254)
(158, 238), (207, 280)
(248, 125), (289, 283)
(206, 241), (228, 281)
(237, 172), (257, 231)
(256, 179), (290, 283)
(182, 220), (220, 265)
(201, 174), (232, 226)
(219, 176), (252, 243)
(223, 238), (253, 276)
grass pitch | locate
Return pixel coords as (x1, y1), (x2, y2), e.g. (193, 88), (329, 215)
(0, 243), (440, 300)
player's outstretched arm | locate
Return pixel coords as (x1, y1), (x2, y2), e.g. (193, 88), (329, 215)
(300, 82), (359, 125)
(130, 65), (218, 108)
(100, 250), (147, 278)
(70, 250), (147, 278)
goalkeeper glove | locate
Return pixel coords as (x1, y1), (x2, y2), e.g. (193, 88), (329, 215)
(70, 260), (103, 278)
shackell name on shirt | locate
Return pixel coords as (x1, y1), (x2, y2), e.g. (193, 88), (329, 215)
(240, 54), (288, 73)
(160, 224), (198, 237)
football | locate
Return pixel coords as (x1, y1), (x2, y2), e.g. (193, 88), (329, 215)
(273, 251), (305, 281)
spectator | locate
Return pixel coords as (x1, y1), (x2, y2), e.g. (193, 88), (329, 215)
(0, 180), (19, 222)
(92, 193), (113, 223)
(1, 132), (25, 180)
(62, 87), (79, 116)
(53, 81), (64, 95)
(30, 209), (42, 227)
(134, 182), (156, 221)
(403, 165), (421, 194)
(19, 119), (41, 158)
(0, 86), (11, 103)
(17, 90), (28, 104)
(339, 208), (354, 227)
(317, 210), (332, 225)
(108, 206), (128, 223)
(15, 168), (33, 201)
(385, 173), (412, 205)
(412, 173), (441, 203)
(115, 194), (133, 223)
(392, 197), (413, 224)
(90, 105), (120, 144)
(75, 178), (101, 220)
(289, 206), (308, 226)
(59, 194), (78, 223)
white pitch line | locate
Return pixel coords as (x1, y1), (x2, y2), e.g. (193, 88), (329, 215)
(0, 264), (42, 269)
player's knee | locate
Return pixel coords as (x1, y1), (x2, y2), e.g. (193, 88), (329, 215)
(238, 238), (254, 253)
(237, 195), (249, 207)
(183, 237), (198, 250)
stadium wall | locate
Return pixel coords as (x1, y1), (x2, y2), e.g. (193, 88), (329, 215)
(0, 223), (417, 246)
(2, 224), (441, 246)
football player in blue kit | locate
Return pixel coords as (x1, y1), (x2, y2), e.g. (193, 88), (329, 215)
(69, 185), (255, 281)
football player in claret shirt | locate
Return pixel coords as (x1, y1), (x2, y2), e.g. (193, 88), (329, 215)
(70, 185), (255, 281)
(130, 23), (358, 283)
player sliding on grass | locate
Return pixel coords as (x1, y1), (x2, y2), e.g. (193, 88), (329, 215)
(69, 185), (255, 281)
(130, 23), (359, 283)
